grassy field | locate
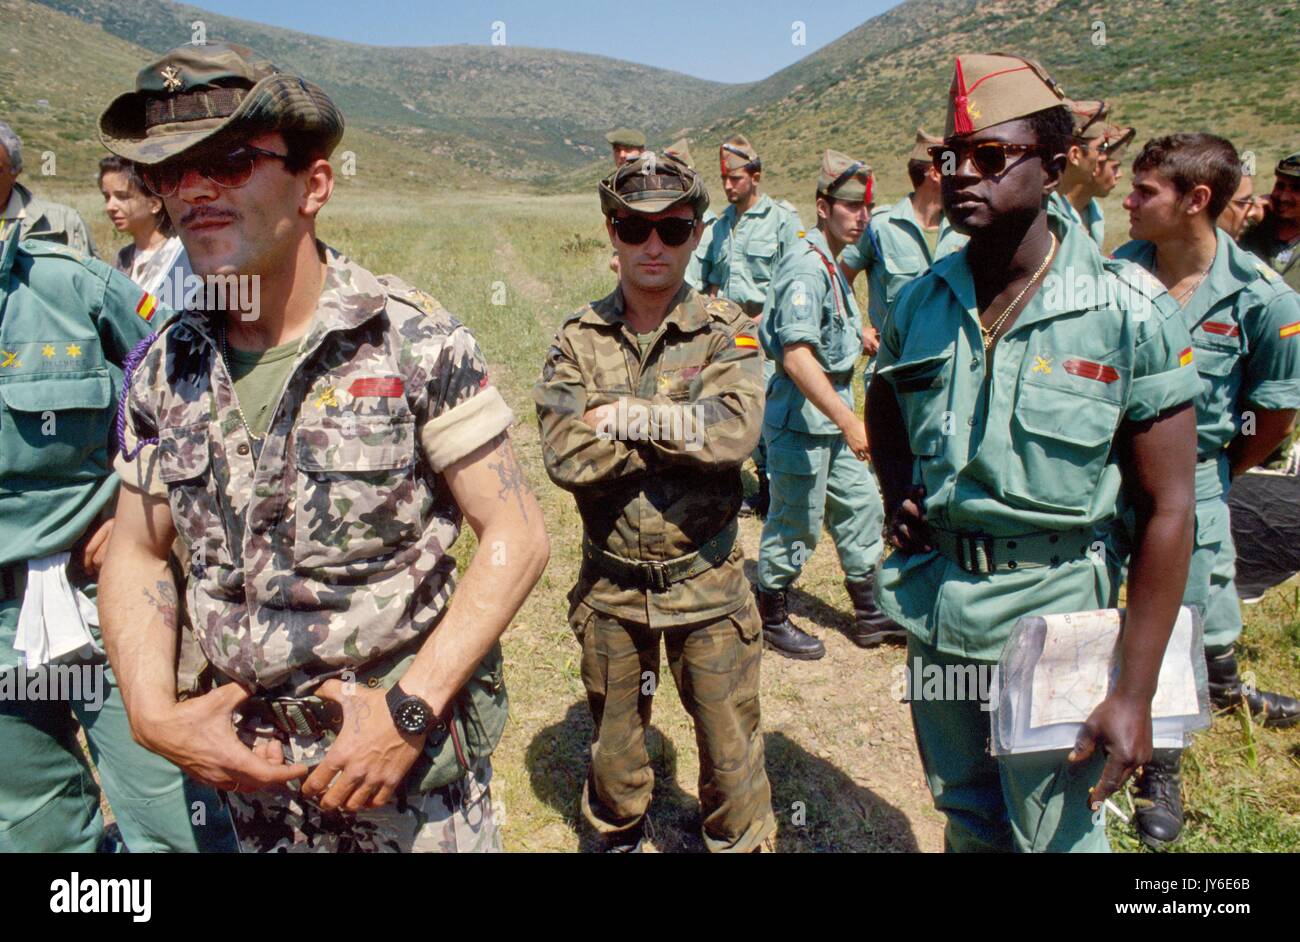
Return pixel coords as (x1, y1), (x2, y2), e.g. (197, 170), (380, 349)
(45, 175), (1300, 852)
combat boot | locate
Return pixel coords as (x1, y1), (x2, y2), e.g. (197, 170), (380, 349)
(740, 470), (770, 520)
(843, 575), (907, 648)
(755, 585), (824, 660)
(1206, 646), (1300, 728)
(1133, 750), (1184, 848)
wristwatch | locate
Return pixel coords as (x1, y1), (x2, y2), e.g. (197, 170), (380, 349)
(385, 682), (443, 736)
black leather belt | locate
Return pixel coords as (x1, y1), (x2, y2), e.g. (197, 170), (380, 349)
(582, 519), (738, 591)
(931, 527), (1097, 575)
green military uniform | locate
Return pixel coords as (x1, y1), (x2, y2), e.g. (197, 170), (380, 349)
(1112, 230), (1300, 650)
(535, 153), (775, 852)
(873, 54), (1203, 852)
(107, 42), (511, 853)
(1047, 190), (1105, 247)
(1241, 154), (1300, 292)
(0, 226), (233, 851)
(757, 180), (884, 593)
(698, 192), (803, 316)
(841, 195), (967, 331)
(2, 182), (97, 258)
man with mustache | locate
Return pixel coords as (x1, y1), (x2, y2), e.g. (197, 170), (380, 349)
(866, 54), (1201, 852)
(1242, 152), (1300, 292)
(98, 42), (548, 852)
(1113, 133), (1300, 847)
(754, 149), (904, 660)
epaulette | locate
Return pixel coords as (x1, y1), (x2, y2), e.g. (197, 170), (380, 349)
(20, 238), (87, 263)
(1106, 258), (1168, 302)
(703, 296), (744, 323)
(1255, 262), (1279, 284)
(377, 273), (446, 316)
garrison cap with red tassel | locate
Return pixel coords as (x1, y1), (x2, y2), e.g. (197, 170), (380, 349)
(945, 53), (1068, 138)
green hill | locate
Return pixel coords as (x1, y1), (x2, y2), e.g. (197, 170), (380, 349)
(28, 0), (732, 180)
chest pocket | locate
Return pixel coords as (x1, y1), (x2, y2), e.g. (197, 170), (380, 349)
(743, 237), (779, 282)
(158, 422), (228, 570)
(1005, 380), (1121, 514)
(0, 370), (113, 479)
(292, 415), (421, 570)
(875, 349), (953, 457)
(1191, 337), (1240, 380)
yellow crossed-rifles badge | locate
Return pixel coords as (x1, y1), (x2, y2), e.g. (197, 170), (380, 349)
(0, 350), (21, 368)
(161, 66), (183, 92)
(314, 386), (338, 409)
(1031, 355), (1053, 375)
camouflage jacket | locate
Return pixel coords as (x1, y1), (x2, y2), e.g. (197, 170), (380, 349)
(116, 243), (514, 695)
(534, 283), (763, 627)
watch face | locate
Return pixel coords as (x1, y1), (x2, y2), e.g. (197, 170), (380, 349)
(393, 697), (432, 734)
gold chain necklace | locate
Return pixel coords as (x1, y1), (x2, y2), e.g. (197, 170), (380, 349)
(218, 321), (262, 446)
(981, 233), (1058, 350)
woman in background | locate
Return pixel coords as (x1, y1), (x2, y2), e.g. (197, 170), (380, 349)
(98, 155), (190, 297)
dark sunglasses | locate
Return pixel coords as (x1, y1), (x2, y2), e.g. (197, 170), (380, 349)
(929, 141), (1041, 178)
(611, 215), (697, 247)
(141, 144), (290, 198)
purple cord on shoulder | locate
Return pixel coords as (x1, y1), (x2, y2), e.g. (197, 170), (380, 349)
(117, 332), (161, 461)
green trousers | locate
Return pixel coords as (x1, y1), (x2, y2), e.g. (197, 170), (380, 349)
(751, 357), (776, 474)
(571, 597), (776, 853)
(907, 635), (1109, 853)
(0, 658), (236, 852)
(756, 425), (885, 589)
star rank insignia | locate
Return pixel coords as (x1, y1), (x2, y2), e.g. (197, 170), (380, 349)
(161, 66), (183, 92)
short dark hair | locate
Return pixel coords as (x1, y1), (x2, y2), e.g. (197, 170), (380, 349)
(278, 128), (333, 174)
(98, 155), (174, 236)
(907, 159), (931, 189)
(1024, 105), (1074, 169)
(1132, 133), (1241, 219)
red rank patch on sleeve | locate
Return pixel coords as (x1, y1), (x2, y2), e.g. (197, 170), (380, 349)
(1063, 358), (1120, 383)
(349, 377), (405, 397)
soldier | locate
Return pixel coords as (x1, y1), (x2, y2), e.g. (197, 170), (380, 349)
(606, 128), (646, 168)
(1114, 133), (1300, 847)
(0, 121), (97, 257)
(1218, 171), (1260, 243)
(867, 54), (1201, 852)
(98, 42), (548, 853)
(698, 135), (803, 518)
(1096, 123), (1136, 202)
(840, 127), (968, 351)
(1046, 100), (1110, 246)
(535, 151), (775, 853)
(0, 223), (235, 852)
(752, 150), (904, 660)
(664, 138), (717, 293)
(1241, 152), (1300, 292)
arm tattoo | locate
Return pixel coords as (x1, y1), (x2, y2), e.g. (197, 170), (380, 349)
(142, 579), (179, 631)
(488, 443), (531, 523)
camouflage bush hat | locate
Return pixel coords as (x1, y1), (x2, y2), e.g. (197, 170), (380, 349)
(1067, 100), (1110, 141)
(817, 149), (872, 202)
(720, 135), (760, 174)
(910, 127), (941, 163)
(1277, 152), (1300, 179)
(944, 53), (1067, 138)
(99, 42), (344, 165)
(605, 128), (646, 148)
(599, 151), (709, 217)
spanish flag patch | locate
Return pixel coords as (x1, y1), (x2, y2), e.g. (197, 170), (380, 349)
(135, 291), (158, 322)
(734, 335), (759, 349)
(1281, 321), (1300, 340)
(1178, 347), (1194, 367)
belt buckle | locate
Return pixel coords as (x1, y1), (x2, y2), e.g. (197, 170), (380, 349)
(642, 561), (670, 591)
(959, 534), (996, 575)
(269, 697), (322, 737)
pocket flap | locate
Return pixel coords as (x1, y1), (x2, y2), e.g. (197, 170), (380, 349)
(158, 423), (211, 483)
(1015, 382), (1120, 448)
(0, 371), (111, 411)
(876, 350), (952, 393)
(296, 416), (415, 472)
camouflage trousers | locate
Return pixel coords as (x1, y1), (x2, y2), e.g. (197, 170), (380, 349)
(571, 596), (776, 853)
(227, 722), (500, 853)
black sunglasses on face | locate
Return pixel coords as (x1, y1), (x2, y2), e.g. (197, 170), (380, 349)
(141, 144), (291, 198)
(611, 215), (697, 247)
(929, 141), (1041, 178)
